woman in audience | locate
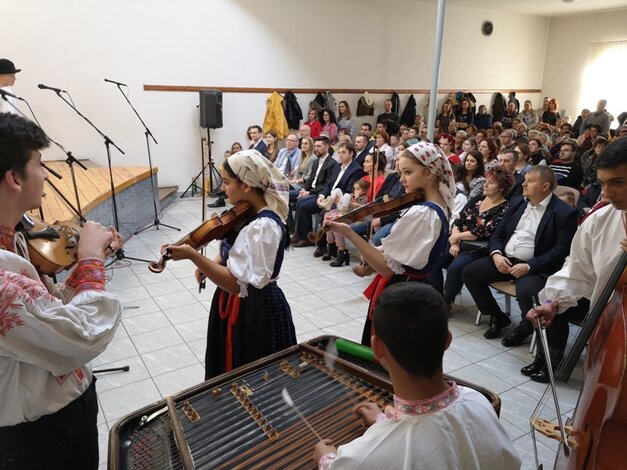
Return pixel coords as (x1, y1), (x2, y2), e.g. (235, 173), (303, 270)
(528, 138), (549, 165)
(264, 131), (279, 162)
(455, 97), (474, 130)
(542, 98), (561, 127)
(439, 133), (460, 165)
(371, 130), (394, 163)
(458, 137), (477, 163)
(326, 142), (454, 346)
(474, 105), (492, 130)
(304, 109), (322, 138)
(231, 142), (243, 153)
(337, 101), (356, 138)
(514, 143), (532, 175)
(459, 150), (486, 200)
(520, 100), (538, 128)
(430, 165), (513, 311)
(290, 136), (315, 190)
(454, 130), (467, 154)
(162, 150), (296, 379)
(436, 101), (455, 135)
(478, 138), (499, 169)
(320, 108), (339, 146)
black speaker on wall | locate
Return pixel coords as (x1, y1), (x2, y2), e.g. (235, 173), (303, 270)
(199, 90), (223, 129)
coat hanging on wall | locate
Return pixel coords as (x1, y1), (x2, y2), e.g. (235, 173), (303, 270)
(263, 92), (289, 139)
(391, 92), (401, 115)
(323, 91), (336, 112)
(356, 92), (374, 116)
(309, 93), (325, 112)
(283, 91), (303, 130)
(400, 94), (417, 127)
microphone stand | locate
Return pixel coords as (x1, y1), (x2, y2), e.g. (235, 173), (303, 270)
(45, 87), (151, 265)
(1, 94), (87, 224)
(107, 81), (179, 234)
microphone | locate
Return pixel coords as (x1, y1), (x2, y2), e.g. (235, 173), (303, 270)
(0, 88), (24, 101)
(104, 78), (128, 87)
(38, 84), (66, 94)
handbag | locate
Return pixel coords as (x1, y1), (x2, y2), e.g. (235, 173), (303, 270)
(459, 240), (489, 256)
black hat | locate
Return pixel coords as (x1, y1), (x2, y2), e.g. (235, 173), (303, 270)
(0, 59), (21, 74)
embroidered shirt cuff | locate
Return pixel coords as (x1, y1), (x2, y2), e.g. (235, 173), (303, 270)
(65, 258), (106, 294)
(319, 453), (337, 470)
(375, 412), (388, 422)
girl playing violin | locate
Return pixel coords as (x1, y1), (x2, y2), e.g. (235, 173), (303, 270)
(162, 150), (296, 379)
(327, 142), (455, 346)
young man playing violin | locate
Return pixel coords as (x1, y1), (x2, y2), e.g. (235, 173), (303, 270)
(526, 137), (627, 381)
(0, 113), (123, 470)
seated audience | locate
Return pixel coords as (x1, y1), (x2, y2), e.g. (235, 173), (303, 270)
(550, 138), (584, 189)
(274, 133), (301, 177)
(519, 100), (538, 128)
(436, 101), (455, 134)
(304, 109), (322, 138)
(337, 100), (356, 138)
(459, 150), (486, 200)
(474, 105), (492, 130)
(462, 166), (577, 344)
(247, 125), (267, 154)
(455, 97), (474, 130)
(430, 166), (513, 311)
(542, 98), (561, 127)
(320, 179), (370, 267)
(528, 138), (550, 165)
(313, 283), (521, 469)
(478, 138), (500, 169)
(321, 109), (339, 146)
(498, 149), (524, 200)
(263, 131), (279, 162)
(501, 101), (518, 129)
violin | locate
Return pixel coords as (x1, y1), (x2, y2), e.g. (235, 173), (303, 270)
(149, 201), (255, 274)
(17, 214), (83, 275)
(307, 192), (422, 243)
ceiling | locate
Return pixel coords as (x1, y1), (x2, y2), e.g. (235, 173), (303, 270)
(443, 0), (627, 17)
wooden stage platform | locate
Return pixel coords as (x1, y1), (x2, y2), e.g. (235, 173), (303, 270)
(33, 160), (175, 239)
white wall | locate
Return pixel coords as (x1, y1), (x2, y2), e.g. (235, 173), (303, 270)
(542, 8), (627, 121)
(2, 0), (548, 189)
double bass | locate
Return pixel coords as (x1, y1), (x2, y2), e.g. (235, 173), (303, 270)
(531, 251), (627, 469)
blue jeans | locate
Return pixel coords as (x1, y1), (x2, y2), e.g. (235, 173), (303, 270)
(372, 222), (394, 247)
(430, 250), (484, 303)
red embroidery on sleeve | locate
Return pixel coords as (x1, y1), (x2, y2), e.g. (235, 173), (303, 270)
(0, 269), (58, 336)
(65, 258), (106, 294)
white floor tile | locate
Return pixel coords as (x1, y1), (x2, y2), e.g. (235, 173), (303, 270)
(98, 378), (162, 423)
(130, 325), (185, 354)
(153, 363), (206, 396)
(141, 343), (198, 376)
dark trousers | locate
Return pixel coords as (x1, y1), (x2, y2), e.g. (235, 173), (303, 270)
(547, 298), (590, 350)
(430, 251), (484, 303)
(0, 380), (99, 470)
(296, 194), (323, 238)
(462, 256), (547, 333)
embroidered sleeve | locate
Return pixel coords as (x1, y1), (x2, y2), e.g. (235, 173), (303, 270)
(65, 258), (106, 294)
(226, 218), (283, 297)
(318, 453), (337, 470)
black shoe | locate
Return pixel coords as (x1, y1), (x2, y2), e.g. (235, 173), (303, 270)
(530, 367), (550, 383)
(501, 327), (530, 347)
(321, 243), (337, 261)
(521, 355), (545, 377)
(330, 249), (350, 267)
(483, 315), (511, 339)
(208, 197), (226, 208)
(313, 246), (326, 258)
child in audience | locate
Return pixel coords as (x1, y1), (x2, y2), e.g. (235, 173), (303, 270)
(313, 282), (521, 469)
(161, 150), (296, 379)
(327, 142), (454, 345)
(319, 179), (370, 266)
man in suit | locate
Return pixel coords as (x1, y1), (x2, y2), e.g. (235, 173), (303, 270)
(354, 134), (374, 167)
(499, 149), (524, 200)
(462, 166), (577, 344)
(247, 125), (267, 154)
(311, 142), (366, 256)
(292, 137), (338, 247)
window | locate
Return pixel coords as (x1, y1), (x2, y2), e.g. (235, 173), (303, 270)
(579, 41), (627, 130)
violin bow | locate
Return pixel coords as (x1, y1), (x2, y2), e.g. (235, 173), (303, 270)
(199, 133), (208, 292)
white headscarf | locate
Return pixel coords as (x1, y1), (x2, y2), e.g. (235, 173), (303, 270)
(405, 142), (456, 214)
(225, 150), (290, 222)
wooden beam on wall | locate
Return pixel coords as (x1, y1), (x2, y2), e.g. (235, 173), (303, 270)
(143, 85), (542, 95)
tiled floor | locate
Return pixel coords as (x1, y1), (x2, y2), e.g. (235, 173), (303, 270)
(97, 197), (583, 469)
